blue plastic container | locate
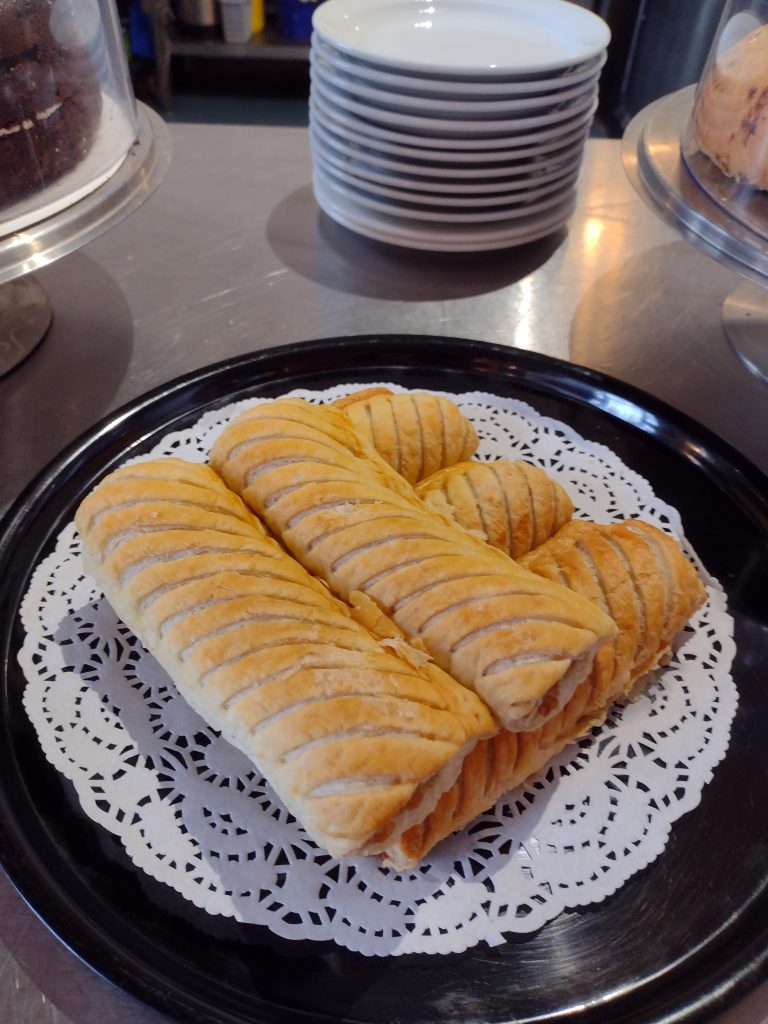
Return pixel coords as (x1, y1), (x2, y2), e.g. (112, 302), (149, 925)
(276, 0), (323, 41)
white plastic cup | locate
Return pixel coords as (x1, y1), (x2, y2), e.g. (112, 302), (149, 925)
(219, 0), (252, 42)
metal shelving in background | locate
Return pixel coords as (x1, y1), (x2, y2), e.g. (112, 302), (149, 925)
(130, 0), (728, 129)
(589, 0), (727, 135)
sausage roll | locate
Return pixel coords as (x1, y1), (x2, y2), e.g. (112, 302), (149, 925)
(339, 389), (479, 484)
(209, 398), (617, 733)
(417, 459), (574, 558)
(384, 519), (706, 868)
(75, 458), (496, 860)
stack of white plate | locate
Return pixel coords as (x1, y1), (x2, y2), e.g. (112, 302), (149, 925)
(309, 0), (610, 252)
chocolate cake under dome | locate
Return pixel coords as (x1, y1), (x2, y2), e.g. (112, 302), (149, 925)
(0, 0), (138, 233)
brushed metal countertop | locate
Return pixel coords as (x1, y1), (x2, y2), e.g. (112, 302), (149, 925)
(0, 123), (766, 1024)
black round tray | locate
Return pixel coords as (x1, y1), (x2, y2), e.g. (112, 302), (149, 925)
(2, 335), (768, 1024)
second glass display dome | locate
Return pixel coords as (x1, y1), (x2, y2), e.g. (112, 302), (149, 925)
(682, 0), (768, 243)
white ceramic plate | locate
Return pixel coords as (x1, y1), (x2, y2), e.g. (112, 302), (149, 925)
(309, 90), (597, 151)
(310, 126), (583, 194)
(311, 33), (606, 96)
(313, 161), (578, 223)
(310, 51), (602, 114)
(312, 169), (577, 251)
(311, 147), (579, 207)
(310, 73), (598, 133)
(312, 0), (610, 76)
(310, 117), (586, 179)
(308, 109), (592, 164)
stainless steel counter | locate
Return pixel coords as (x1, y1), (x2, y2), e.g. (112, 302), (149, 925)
(1, 123), (766, 1023)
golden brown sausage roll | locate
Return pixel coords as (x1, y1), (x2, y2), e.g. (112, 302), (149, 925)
(340, 390), (479, 484)
(210, 398), (617, 734)
(75, 458), (496, 860)
(417, 460), (574, 558)
(384, 519), (706, 868)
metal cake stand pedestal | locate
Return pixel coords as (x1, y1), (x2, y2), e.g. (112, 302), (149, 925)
(622, 85), (768, 383)
(0, 102), (171, 376)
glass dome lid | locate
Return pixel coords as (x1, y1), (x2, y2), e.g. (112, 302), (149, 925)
(0, 0), (139, 236)
(682, 0), (768, 243)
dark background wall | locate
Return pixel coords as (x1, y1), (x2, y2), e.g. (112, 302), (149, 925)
(118, 0), (730, 132)
(579, 0), (727, 135)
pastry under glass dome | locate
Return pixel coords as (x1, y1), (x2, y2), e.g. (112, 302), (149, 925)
(681, 0), (768, 245)
(623, 0), (768, 383)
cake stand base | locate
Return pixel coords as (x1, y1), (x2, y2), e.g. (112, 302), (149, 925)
(0, 276), (53, 377)
(0, 102), (169, 378)
(722, 280), (768, 383)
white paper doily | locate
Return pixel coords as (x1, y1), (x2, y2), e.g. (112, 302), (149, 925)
(18, 384), (737, 956)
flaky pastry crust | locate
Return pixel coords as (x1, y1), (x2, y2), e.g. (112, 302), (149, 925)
(417, 459), (574, 558)
(75, 458), (495, 859)
(384, 519), (705, 868)
(210, 398), (617, 733)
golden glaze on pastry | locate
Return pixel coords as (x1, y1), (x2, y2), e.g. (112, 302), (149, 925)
(340, 390), (478, 484)
(210, 398), (617, 734)
(332, 387), (394, 410)
(384, 519), (705, 868)
(692, 23), (768, 189)
(75, 458), (495, 859)
(417, 460), (574, 558)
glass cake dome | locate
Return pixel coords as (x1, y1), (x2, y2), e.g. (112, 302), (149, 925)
(681, 0), (768, 243)
(0, 0), (139, 235)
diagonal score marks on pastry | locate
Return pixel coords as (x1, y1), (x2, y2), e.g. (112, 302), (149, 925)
(386, 518), (705, 868)
(75, 458), (495, 860)
(209, 397), (618, 734)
